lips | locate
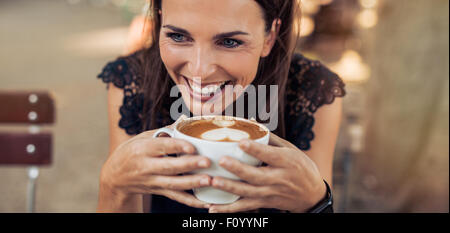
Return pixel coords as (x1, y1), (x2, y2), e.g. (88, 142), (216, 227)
(181, 75), (233, 102)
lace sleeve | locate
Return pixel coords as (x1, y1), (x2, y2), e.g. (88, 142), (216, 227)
(285, 54), (346, 150)
(97, 52), (145, 135)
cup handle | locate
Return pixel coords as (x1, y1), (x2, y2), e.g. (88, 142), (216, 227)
(153, 127), (175, 138)
(152, 128), (177, 158)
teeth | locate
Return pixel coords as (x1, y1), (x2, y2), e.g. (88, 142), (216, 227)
(190, 81), (227, 96)
(191, 84), (202, 93)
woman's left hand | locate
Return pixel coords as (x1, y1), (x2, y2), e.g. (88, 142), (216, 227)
(208, 133), (328, 213)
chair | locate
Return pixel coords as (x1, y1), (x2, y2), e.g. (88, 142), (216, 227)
(0, 90), (55, 212)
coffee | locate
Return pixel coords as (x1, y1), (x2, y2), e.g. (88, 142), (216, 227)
(177, 116), (267, 142)
(153, 115), (270, 204)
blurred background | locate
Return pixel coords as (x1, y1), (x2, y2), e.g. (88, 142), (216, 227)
(0, 0), (448, 212)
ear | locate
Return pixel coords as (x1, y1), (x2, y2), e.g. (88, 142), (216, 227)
(261, 19), (281, 58)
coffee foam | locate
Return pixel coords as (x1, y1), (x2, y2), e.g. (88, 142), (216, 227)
(201, 128), (250, 142)
(178, 116), (267, 142)
(212, 119), (235, 127)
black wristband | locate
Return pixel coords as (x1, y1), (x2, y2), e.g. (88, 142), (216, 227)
(306, 179), (334, 213)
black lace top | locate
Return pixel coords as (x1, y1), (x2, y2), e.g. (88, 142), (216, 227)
(97, 49), (346, 213)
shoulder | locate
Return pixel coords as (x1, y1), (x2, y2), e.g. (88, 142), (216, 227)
(285, 53), (346, 150)
(97, 49), (147, 136)
(287, 53), (346, 113)
(97, 49), (146, 90)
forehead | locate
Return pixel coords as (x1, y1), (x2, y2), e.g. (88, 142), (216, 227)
(161, 0), (266, 35)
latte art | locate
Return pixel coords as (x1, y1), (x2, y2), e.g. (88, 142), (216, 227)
(212, 119), (235, 127)
(201, 128), (250, 141)
(178, 117), (267, 142)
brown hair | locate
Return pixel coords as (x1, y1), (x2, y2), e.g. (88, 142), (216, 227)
(140, 0), (300, 138)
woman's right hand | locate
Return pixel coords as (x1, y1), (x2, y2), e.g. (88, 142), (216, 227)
(98, 125), (212, 212)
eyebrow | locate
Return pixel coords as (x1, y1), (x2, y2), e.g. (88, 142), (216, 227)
(162, 24), (249, 39)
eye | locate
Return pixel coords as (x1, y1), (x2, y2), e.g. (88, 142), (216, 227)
(218, 38), (243, 48)
(166, 32), (188, 42)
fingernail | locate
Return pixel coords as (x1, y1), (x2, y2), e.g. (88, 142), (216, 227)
(198, 160), (208, 168)
(200, 177), (210, 186)
(214, 179), (224, 187)
(183, 146), (192, 153)
(204, 204), (211, 209)
(219, 157), (230, 166)
(209, 208), (217, 213)
(240, 139), (250, 149)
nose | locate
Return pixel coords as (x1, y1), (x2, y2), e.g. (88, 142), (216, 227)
(187, 45), (217, 80)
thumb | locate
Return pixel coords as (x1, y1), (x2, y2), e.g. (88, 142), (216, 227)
(269, 132), (297, 149)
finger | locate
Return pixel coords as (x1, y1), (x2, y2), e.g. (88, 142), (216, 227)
(209, 198), (264, 213)
(147, 174), (211, 190)
(149, 155), (211, 175)
(211, 176), (276, 198)
(140, 137), (195, 157)
(239, 139), (290, 168)
(269, 132), (297, 149)
(218, 156), (274, 185)
(155, 189), (211, 209)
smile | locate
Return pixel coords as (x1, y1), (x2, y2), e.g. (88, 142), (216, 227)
(181, 75), (233, 102)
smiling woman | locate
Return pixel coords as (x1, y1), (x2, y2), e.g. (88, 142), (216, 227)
(150, 0), (297, 134)
(96, 0), (346, 213)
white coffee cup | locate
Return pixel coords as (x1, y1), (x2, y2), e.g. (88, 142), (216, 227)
(152, 115), (270, 204)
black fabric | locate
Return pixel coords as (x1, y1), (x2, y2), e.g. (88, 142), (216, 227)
(97, 49), (345, 213)
(285, 53), (346, 150)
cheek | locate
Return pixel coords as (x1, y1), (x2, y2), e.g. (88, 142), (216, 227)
(220, 53), (260, 85)
(159, 40), (186, 73)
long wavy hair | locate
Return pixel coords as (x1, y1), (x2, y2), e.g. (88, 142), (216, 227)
(140, 0), (300, 138)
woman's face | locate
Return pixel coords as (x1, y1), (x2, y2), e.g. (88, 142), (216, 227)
(159, 0), (277, 116)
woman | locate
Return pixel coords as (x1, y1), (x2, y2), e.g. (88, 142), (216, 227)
(96, 0), (345, 213)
